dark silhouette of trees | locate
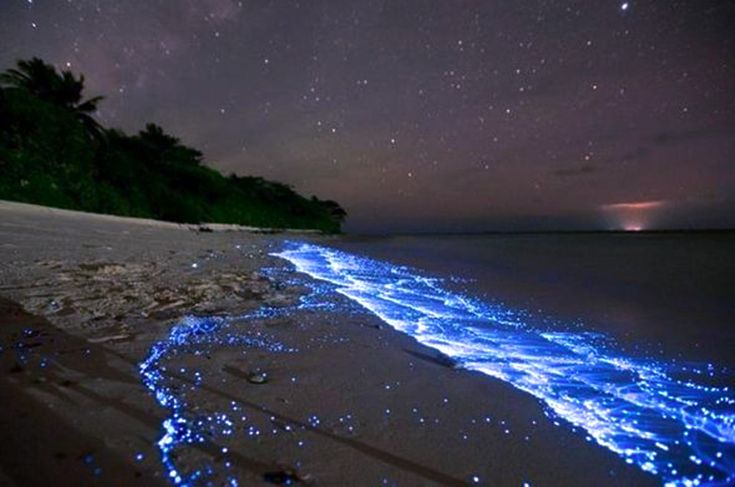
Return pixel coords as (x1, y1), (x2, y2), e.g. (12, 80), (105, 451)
(0, 57), (103, 139)
(322, 200), (348, 223)
(0, 57), (346, 232)
(137, 123), (204, 167)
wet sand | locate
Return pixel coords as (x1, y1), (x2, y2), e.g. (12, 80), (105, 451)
(0, 202), (655, 486)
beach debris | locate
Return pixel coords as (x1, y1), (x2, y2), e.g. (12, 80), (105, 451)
(247, 372), (269, 384)
(87, 334), (129, 344)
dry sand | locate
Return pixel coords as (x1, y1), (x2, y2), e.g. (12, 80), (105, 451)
(0, 202), (655, 486)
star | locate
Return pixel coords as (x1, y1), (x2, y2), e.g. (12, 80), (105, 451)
(0, 0), (729, 232)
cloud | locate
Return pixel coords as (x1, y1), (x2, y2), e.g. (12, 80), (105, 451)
(601, 200), (668, 211)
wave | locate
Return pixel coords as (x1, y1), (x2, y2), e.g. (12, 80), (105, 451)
(273, 241), (735, 486)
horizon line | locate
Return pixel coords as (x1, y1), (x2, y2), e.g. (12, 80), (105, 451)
(348, 228), (735, 237)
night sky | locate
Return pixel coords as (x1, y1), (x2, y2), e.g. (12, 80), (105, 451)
(1, 1), (734, 233)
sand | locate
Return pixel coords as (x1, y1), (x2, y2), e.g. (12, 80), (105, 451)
(0, 201), (655, 486)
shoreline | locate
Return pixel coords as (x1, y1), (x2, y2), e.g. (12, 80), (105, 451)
(0, 202), (654, 486)
(0, 200), (325, 235)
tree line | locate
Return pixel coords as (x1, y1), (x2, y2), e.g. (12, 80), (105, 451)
(0, 58), (346, 232)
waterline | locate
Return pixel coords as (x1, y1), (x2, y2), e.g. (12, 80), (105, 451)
(273, 241), (735, 486)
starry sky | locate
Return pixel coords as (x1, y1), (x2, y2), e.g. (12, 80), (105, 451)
(1, 0), (734, 233)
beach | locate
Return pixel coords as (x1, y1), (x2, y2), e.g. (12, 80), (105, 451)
(0, 201), (673, 486)
(2, 0), (733, 484)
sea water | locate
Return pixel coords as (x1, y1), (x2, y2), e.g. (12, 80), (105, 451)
(273, 233), (735, 486)
(329, 233), (735, 367)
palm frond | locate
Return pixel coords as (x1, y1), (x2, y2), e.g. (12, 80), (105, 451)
(76, 96), (104, 113)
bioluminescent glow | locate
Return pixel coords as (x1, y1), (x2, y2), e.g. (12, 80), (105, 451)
(273, 242), (735, 486)
(138, 259), (358, 486)
(139, 314), (295, 486)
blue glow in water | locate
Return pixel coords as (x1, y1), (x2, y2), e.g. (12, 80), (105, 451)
(137, 256), (358, 486)
(273, 242), (735, 486)
(139, 315), (294, 485)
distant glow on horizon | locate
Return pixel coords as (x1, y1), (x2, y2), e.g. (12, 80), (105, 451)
(602, 200), (667, 211)
(274, 242), (735, 486)
(602, 200), (667, 230)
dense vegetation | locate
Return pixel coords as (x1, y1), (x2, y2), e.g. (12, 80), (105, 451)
(0, 58), (346, 232)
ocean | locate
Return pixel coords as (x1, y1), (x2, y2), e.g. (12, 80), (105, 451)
(330, 233), (735, 367)
(274, 233), (735, 486)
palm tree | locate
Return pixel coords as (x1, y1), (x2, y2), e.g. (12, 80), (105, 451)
(137, 123), (204, 166)
(0, 57), (104, 139)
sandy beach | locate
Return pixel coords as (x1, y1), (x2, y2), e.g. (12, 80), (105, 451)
(0, 201), (655, 486)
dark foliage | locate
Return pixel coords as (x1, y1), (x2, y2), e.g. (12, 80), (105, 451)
(0, 58), (346, 232)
